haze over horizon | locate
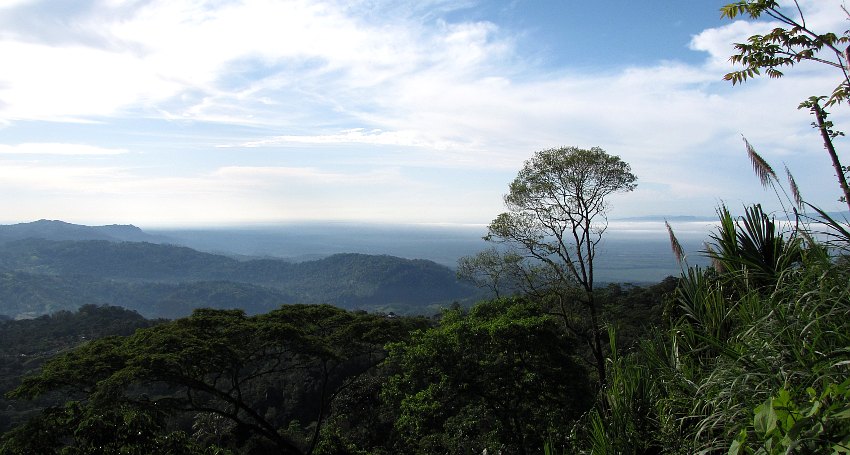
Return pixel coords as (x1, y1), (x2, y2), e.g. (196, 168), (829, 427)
(0, 0), (847, 227)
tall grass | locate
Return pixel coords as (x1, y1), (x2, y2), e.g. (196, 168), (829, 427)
(570, 202), (850, 454)
(566, 133), (850, 453)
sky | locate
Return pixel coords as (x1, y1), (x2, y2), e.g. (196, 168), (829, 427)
(0, 0), (848, 227)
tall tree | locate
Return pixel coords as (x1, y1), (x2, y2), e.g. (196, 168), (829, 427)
(483, 146), (636, 385)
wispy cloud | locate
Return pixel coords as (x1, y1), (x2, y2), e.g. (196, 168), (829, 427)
(0, 0), (510, 124)
(0, 143), (129, 155)
(0, 159), (469, 225)
(226, 128), (460, 150)
(0, 162), (127, 193)
(211, 165), (407, 186)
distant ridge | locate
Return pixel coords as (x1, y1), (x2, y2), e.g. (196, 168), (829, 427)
(616, 211), (850, 223)
(0, 238), (479, 319)
(613, 215), (716, 222)
(824, 211), (850, 220)
(0, 219), (174, 244)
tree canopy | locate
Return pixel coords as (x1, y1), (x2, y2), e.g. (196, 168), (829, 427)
(2, 305), (428, 455)
(721, 0), (850, 106)
(383, 297), (592, 454)
(486, 146), (636, 294)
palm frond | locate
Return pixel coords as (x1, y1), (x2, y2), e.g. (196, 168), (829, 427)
(806, 202), (850, 251)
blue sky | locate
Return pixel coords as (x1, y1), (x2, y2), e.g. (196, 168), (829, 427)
(0, 0), (847, 227)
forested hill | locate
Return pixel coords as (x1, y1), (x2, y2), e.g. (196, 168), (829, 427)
(0, 239), (478, 319)
(0, 219), (172, 244)
(0, 272), (300, 319)
(0, 238), (237, 280)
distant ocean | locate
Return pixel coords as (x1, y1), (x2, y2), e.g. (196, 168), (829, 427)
(154, 220), (716, 284)
(596, 220), (713, 283)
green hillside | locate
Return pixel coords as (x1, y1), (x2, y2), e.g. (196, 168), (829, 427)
(0, 239), (478, 319)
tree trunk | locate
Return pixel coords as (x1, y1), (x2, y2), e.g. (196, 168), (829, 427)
(812, 101), (850, 211)
(586, 292), (606, 386)
(307, 361), (330, 455)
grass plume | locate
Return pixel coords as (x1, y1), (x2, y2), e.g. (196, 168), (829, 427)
(785, 166), (803, 209)
(744, 137), (777, 187)
(665, 221), (685, 265)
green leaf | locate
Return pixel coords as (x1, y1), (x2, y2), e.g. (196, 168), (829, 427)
(754, 398), (778, 436)
(805, 400), (822, 418)
(728, 432), (746, 455)
(832, 407), (850, 420)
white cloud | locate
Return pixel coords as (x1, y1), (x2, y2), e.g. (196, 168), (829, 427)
(0, 143), (129, 155)
(0, 0), (517, 126)
(228, 128), (461, 150)
(689, 19), (771, 70)
(0, 0), (848, 224)
(0, 41), (181, 121)
(211, 165), (407, 186)
(0, 0), (33, 9)
(0, 162), (127, 193)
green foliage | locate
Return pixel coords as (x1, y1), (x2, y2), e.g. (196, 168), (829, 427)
(720, 1), (850, 107)
(502, 146), (637, 210)
(706, 204), (803, 293)
(3, 305), (428, 455)
(600, 278), (677, 348)
(0, 401), (224, 455)
(731, 381), (850, 454)
(573, 326), (700, 454)
(384, 297), (592, 454)
(0, 305), (163, 436)
(456, 247), (525, 298)
(572, 201), (850, 454)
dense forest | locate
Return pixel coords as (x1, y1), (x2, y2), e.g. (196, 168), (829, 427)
(2, 1), (850, 454)
(0, 281), (672, 454)
(0, 305), (163, 436)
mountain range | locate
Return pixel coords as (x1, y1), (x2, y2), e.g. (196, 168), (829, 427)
(0, 220), (479, 319)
